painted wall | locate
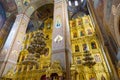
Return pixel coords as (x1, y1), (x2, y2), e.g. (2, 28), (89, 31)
(0, 3), (6, 29)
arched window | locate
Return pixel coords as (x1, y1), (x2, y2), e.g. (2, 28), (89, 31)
(91, 41), (97, 49)
(75, 45), (79, 52)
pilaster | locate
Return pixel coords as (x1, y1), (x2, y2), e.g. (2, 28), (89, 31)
(52, 0), (71, 80)
(0, 14), (29, 77)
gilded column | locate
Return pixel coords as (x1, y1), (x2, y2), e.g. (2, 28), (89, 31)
(52, 0), (71, 80)
(0, 14), (29, 78)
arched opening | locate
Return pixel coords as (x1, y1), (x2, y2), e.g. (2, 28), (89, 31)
(41, 75), (46, 80)
(26, 4), (53, 33)
(50, 73), (59, 80)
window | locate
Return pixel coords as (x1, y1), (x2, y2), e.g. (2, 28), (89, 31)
(75, 1), (78, 6)
(69, 1), (72, 6)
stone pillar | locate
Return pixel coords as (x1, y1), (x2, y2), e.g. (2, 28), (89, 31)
(0, 14), (29, 78)
(52, 0), (71, 80)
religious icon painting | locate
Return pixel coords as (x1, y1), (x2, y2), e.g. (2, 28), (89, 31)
(82, 44), (88, 52)
(23, 0), (31, 6)
(55, 15), (62, 28)
(73, 32), (77, 38)
(80, 30), (85, 36)
(72, 21), (76, 27)
(87, 28), (92, 35)
(78, 19), (82, 25)
(47, 22), (51, 29)
(91, 41), (97, 49)
(94, 54), (101, 63)
(75, 45), (79, 52)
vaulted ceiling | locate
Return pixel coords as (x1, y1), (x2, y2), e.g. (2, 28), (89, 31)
(0, 0), (88, 32)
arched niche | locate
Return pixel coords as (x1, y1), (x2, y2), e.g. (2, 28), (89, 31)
(23, 1), (54, 33)
(24, 0), (54, 17)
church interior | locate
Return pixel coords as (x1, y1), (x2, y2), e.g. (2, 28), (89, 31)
(0, 0), (120, 80)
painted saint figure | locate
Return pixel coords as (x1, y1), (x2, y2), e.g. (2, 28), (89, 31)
(87, 29), (92, 35)
(75, 45), (79, 52)
(80, 30), (85, 36)
(91, 42), (97, 49)
(83, 44), (88, 52)
(73, 32), (77, 38)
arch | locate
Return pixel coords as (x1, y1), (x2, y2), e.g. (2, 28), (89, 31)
(24, 0), (54, 17)
(114, 3), (120, 47)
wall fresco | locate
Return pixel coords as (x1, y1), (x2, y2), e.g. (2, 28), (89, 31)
(0, 3), (6, 29)
(93, 0), (105, 21)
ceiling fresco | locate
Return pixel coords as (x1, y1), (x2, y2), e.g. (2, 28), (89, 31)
(0, 0), (17, 13)
(32, 4), (53, 21)
(26, 4), (53, 33)
(68, 0), (89, 19)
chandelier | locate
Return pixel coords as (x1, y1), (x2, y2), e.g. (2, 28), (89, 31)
(82, 51), (96, 68)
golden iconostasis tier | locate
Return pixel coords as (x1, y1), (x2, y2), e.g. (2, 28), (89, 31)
(70, 15), (110, 80)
